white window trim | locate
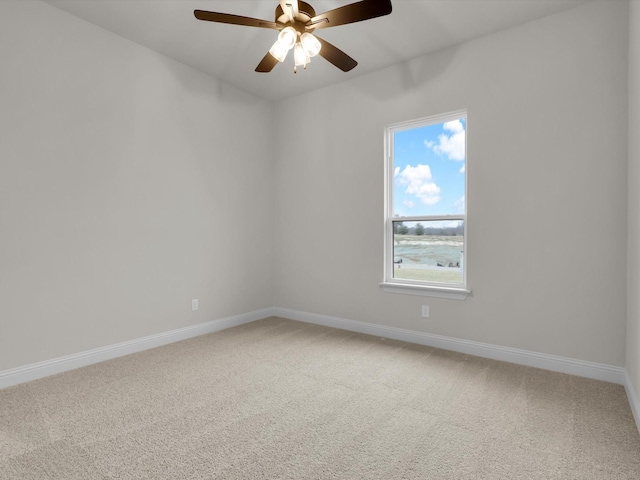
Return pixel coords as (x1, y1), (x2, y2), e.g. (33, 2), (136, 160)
(381, 110), (470, 300)
(378, 281), (471, 300)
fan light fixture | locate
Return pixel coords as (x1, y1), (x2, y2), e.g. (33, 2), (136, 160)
(193, 0), (393, 74)
(269, 26), (297, 61)
(268, 27), (321, 72)
(294, 42), (311, 69)
(300, 32), (321, 57)
(268, 41), (289, 62)
(278, 26), (297, 49)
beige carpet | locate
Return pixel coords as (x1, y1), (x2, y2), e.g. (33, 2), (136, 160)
(1, 316), (639, 479)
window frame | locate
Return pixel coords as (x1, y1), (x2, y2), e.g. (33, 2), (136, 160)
(381, 110), (470, 300)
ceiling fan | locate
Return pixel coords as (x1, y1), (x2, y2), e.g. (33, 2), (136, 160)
(194, 0), (392, 73)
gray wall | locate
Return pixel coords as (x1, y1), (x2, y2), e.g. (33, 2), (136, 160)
(0, 1), (274, 371)
(273, 0), (629, 367)
(0, 1), (634, 377)
(628, 0), (640, 404)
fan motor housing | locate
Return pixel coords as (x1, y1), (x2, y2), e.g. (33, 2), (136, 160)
(275, 1), (316, 24)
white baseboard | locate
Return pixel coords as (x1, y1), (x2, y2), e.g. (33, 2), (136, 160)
(273, 307), (627, 385)
(2, 305), (638, 433)
(2, 305), (636, 424)
(0, 308), (273, 389)
(273, 307), (640, 434)
(624, 370), (640, 434)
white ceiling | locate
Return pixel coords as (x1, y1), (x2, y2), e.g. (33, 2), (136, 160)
(44, 0), (592, 102)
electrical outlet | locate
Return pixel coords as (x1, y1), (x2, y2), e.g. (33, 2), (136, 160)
(192, 299), (199, 311)
(421, 305), (430, 318)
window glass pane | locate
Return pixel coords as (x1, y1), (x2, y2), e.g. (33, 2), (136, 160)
(393, 118), (466, 217)
(393, 220), (464, 285)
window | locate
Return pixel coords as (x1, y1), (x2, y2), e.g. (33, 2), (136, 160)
(382, 111), (469, 299)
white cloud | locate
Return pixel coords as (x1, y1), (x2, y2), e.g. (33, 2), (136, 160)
(396, 164), (441, 206)
(443, 119), (464, 133)
(428, 120), (466, 162)
(403, 200), (415, 208)
(459, 163), (465, 173)
(434, 130), (466, 161)
(454, 195), (465, 213)
(394, 166), (400, 177)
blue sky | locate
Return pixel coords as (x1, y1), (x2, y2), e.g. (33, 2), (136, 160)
(393, 118), (466, 217)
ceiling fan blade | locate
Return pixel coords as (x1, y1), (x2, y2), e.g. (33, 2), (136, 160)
(194, 10), (279, 29)
(255, 52), (280, 73)
(308, 0), (392, 30)
(279, 0), (299, 20)
(316, 37), (357, 72)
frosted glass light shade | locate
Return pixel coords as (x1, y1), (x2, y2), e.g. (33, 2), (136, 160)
(269, 40), (288, 62)
(277, 27), (297, 50)
(300, 33), (321, 57)
(294, 42), (310, 66)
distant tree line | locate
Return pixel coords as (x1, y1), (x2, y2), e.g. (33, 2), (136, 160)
(394, 222), (464, 236)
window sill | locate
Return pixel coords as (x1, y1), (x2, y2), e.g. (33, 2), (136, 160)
(379, 282), (471, 300)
